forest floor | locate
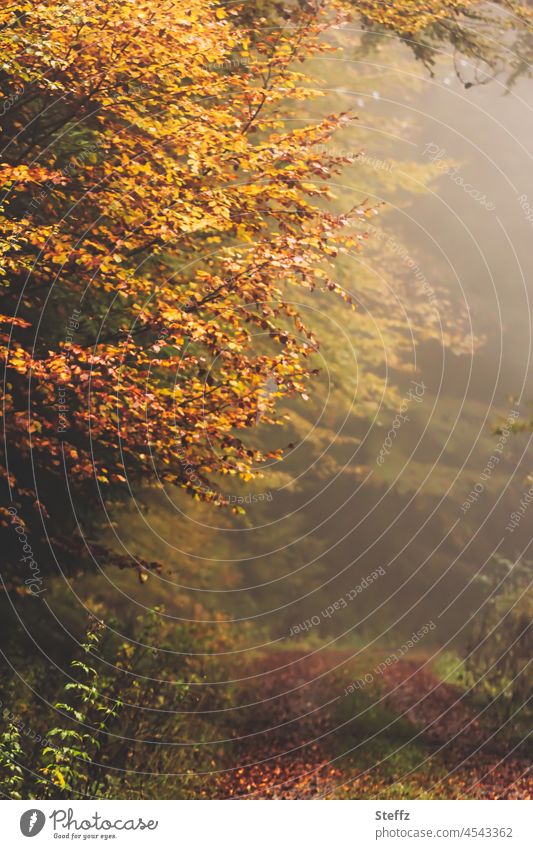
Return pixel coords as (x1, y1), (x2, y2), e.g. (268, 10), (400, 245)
(215, 649), (532, 799)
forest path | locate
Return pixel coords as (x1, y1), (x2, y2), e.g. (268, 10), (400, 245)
(382, 661), (532, 799)
(216, 649), (348, 798)
(216, 650), (531, 799)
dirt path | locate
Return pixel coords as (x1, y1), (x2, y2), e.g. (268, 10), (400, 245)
(216, 650), (346, 798)
(216, 650), (532, 799)
(382, 661), (532, 799)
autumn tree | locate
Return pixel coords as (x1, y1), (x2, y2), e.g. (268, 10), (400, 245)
(0, 0), (365, 588)
(355, 0), (533, 85)
(4, 0), (529, 592)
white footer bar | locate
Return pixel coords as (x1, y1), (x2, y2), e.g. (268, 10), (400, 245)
(2, 799), (532, 848)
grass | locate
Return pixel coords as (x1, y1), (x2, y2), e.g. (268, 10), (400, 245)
(328, 676), (450, 799)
